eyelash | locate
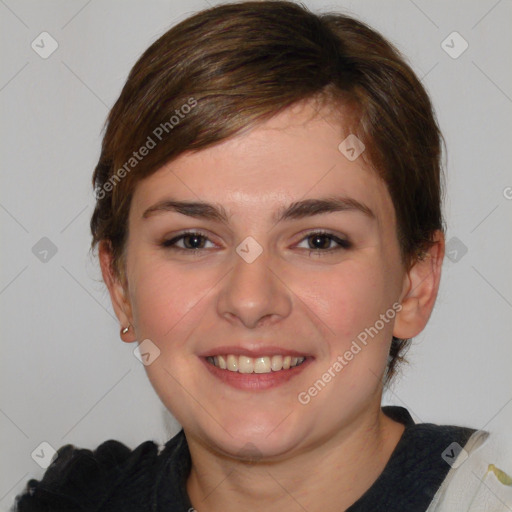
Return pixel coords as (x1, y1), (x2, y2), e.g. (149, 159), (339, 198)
(160, 230), (352, 256)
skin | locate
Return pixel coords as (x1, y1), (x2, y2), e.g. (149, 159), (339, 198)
(100, 99), (444, 511)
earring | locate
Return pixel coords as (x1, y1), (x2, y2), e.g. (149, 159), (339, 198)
(121, 326), (130, 335)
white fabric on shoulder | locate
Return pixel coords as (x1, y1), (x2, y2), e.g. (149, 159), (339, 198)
(426, 429), (512, 511)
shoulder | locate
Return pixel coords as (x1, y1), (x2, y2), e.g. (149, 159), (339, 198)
(12, 437), (165, 512)
(383, 405), (478, 468)
(426, 429), (512, 512)
(366, 406), (481, 510)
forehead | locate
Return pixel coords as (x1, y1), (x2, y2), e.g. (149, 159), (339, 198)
(130, 100), (395, 227)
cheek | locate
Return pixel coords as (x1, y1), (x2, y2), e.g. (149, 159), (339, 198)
(302, 261), (390, 345)
(127, 259), (215, 418)
(128, 256), (205, 344)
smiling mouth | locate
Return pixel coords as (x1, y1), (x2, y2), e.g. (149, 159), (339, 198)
(206, 354), (306, 374)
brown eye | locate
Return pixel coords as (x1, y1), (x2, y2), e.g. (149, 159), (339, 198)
(308, 234), (332, 250)
(161, 232), (214, 250)
(297, 231), (352, 253)
(182, 233), (207, 249)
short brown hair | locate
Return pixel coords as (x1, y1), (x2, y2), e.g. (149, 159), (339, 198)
(90, 0), (444, 384)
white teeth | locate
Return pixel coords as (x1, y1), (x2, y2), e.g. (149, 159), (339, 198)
(238, 356), (254, 374)
(271, 355), (283, 371)
(208, 354), (305, 373)
(254, 356), (271, 373)
(227, 354), (238, 372)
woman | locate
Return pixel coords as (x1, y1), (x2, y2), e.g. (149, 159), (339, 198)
(14, 1), (512, 510)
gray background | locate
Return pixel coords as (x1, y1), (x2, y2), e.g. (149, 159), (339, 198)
(1, 0), (511, 508)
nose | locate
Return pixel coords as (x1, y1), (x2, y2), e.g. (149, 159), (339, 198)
(216, 246), (293, 329)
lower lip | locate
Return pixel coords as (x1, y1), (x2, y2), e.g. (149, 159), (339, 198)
(201, 357), (312, 390)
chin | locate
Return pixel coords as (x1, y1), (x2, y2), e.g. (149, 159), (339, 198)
(194, 411), (308, 461)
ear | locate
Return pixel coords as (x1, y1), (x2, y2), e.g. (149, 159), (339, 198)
(393, 230), (445, 339)
(99, 240), (136, 343)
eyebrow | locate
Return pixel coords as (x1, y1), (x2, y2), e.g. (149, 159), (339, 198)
(142, 196), (375, 224)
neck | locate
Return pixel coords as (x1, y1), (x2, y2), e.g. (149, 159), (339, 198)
(185, 407), (405, 512)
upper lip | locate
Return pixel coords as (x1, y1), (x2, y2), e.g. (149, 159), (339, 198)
(198, 345), (311, 358)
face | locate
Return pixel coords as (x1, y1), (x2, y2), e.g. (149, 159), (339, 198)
(113, 100), (412, 459)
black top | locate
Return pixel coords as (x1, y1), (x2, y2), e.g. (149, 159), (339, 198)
(13, 406), (477, 511)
